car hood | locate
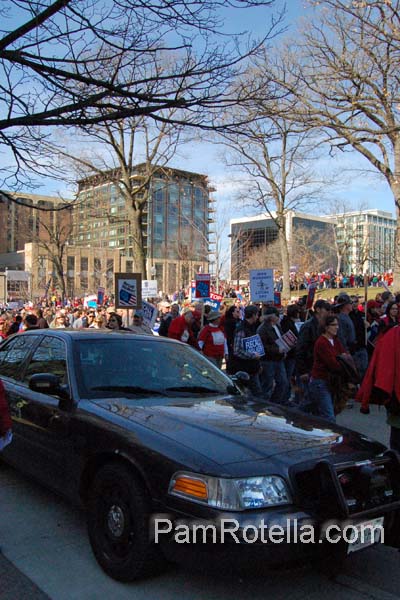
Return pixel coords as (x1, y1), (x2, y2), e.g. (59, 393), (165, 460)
(94, 396), (385, 466)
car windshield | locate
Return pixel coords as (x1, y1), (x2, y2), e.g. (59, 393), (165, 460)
(74, 338), (233, 400)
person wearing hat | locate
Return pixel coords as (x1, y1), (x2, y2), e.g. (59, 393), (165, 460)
(295, 299), (332, 412)
(231, 305), (263, 396)
(130, 310), (153, 335)
(158, 301), (173, 337)
(334, 293), (356, 354)
(257, 307), (289, 405)
(197, 311), (228, 369)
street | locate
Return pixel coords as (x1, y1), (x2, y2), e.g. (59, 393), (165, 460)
(1, 404), (399, 600)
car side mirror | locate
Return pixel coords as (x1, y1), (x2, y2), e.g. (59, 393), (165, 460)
(29, 373), (71, 403)
(231, 371), (251, 385)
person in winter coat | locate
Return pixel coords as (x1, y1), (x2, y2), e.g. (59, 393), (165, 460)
(198, 312), (228, 369)
(168, 307), (198, 349)
(309, 315), (346, 422)
(257, 307), (289, 405)
(357, 325), (400, 452)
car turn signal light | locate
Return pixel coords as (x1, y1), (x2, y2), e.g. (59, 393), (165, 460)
(170, 475), (208, 501)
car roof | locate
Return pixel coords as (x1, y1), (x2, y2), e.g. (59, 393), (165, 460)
(20, 329), (172, 343)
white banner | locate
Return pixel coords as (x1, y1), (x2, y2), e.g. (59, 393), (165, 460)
(249, 269), (274, 303)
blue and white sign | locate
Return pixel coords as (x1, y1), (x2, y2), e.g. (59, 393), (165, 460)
(204, 298), (221, 311)
(249, 269), (274, 303)
(243, 334), (265, 357)
(142, 300), (158, 329)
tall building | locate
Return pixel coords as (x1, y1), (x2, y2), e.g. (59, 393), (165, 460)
(72, 165), (213, 294)
(332, 209), (395, 274)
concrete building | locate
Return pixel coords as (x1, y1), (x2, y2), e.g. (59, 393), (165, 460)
(71, 165), (213, 294)
(230, 208), (395, 281)
(230, 211), (334, 281)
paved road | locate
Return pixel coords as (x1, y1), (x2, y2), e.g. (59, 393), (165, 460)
(1, 405), (398, 600)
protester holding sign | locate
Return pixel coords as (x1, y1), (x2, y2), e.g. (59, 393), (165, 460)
(232, 305), (262, 396)
(257, 307), (290, 405)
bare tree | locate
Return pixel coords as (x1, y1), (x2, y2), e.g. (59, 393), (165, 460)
(0, 0), (279, 188)
(285, 0), (400, 286)
(291, 224), (335, 276)
(57, 110), (187, 277)
(219, 98), (327, 295)
(32, 211), (73, 300)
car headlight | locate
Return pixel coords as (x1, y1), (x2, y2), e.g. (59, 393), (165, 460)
(168, 472), (292, 510)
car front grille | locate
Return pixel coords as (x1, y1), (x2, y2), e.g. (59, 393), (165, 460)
(291, 450), (400, 519)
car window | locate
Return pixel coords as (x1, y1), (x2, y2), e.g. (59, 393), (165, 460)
(23, 336), (68, 384)
(75, 338), (232, 400)
(0, 335), (40, 380)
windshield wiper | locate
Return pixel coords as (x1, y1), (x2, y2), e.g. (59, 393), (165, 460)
(165, 385), (221, 394)
(90, 385), (164, 396)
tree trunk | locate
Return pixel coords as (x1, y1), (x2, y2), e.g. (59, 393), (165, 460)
(130, 206), (147, 277)
(278, 226), (290, 302)
(336, 251), (342, 277)
(391, 174), (400, 290)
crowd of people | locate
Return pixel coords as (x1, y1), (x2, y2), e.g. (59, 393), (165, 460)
(1, 285), (400, 453)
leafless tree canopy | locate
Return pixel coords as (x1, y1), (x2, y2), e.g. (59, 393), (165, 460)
(283, 0), (400, 283)
(0, 0), (278, 183)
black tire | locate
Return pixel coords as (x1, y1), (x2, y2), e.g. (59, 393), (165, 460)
(87, 462), (164, 582)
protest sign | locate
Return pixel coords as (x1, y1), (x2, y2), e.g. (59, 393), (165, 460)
(249, 269), (274, 303)
(115, 273), (142, 309)
(142, 300), (158, 329)
(142, 280), (158, 299)
(195, 274), (211, 298)
(274, 291), (281, 307)
(243, 334), (265, 357)
(97, 287), (105, 306)
(306, 282), (318, 309)
(275, 330), (297, 354)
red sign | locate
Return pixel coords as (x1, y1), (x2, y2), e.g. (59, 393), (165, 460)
(210, 291), (224, 302)
(273, 291), (281, 307)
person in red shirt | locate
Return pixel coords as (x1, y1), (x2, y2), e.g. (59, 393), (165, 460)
(309, 315), (346, 422)
(168, 307), (198, 349)
(198, 312), (228, 369)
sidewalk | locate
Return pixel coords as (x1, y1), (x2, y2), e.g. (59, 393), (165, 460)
(0, 552), (50, 600)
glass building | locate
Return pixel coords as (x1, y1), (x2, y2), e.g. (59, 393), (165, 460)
(72, 165), (213, 294)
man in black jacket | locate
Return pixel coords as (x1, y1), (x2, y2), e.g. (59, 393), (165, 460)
(257, 307), (289, 404)
(232, 305), (262, 396)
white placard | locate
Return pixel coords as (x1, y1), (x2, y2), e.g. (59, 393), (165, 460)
(249, 269), (274, 303)
(142, 280), (158, 299)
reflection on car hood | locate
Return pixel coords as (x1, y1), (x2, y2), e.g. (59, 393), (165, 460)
(95, 396), (385, 466)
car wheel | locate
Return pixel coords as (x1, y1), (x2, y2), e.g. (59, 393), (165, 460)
(87, 462), (164, 582)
